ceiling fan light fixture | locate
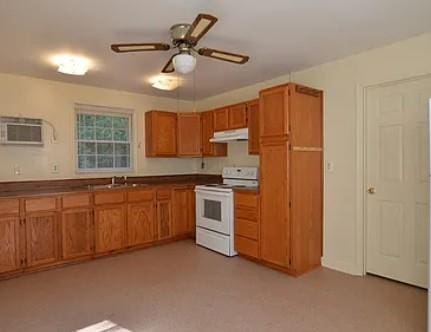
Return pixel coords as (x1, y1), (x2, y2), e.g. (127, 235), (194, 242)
(173, 53), (196, 74)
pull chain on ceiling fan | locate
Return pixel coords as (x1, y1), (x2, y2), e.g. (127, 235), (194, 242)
(111, 14), (250, 74)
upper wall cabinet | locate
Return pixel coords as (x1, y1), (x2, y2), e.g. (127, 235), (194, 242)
(213, 107), (230, 132)
(213, 104), (248, 132)
(247, 99), (259, 155)
(201, 111), (228, 157)
(177, 113), (202, 157)
(145, 111), (177, 157)
(228, 103), (248, 129)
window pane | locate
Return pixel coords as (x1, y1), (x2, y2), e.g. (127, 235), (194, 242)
(78, 142), (96, 154)
(113, 117), (128, 129)
(83, 114), (95, 126)
(114, 143), (130, 155)
(78, 155), (96, 169)
(97, 143), (113, 155)
(97, 156), (114, 168)
(78, 126), (95, 140)
(96, 115), (112, 128)
(115, 156), (130, 168)
(113, 129), (128, 142)
(96, 127), (112, 140)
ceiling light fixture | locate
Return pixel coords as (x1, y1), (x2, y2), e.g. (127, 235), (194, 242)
(53, 55), (90, 76)
(172, 53), (196, 74)
(150, 75), (181, 91)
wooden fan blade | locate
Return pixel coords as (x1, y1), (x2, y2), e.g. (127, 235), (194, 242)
(111, 43), (170, 53)
(198, 48), (249, 64)
(161, 55), (175, 73)
(185, 14), (218, 44)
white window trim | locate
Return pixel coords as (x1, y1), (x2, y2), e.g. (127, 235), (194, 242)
(74, 104), (134, 174)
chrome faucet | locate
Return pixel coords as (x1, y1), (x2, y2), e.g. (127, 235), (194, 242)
(111, 177), (115, 186)
(124, 176), (128, 185)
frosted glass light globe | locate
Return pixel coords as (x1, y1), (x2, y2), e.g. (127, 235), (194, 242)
(173, 53), (196, 74)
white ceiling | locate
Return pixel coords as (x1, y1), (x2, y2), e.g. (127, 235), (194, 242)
(0, 0), (430, 100)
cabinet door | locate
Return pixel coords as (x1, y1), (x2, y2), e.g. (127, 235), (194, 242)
(26, 212), (59, 267)
(213, 108), (229, 132)
(157, 200), (172, 240)
(177, 113), (202, 157)
(172, 188), (195, 236)
(260, 142), (290, 267)
(61, 209), (94, 260)
(0, 216), (21, 273)
(95, 205), (125, 253)
(259, 85), (289, 139)
(145, 111), (177, 157)
(201, 111), (227, 157)
(127, 201), (156, 246)
(229, 103), (248, 129)
(247, 99), (260, 154)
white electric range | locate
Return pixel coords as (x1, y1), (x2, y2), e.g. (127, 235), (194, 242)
(195, 167), (259, 256)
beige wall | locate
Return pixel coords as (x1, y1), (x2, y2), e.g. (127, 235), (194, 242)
(197, 32), (431, 275)
(0, 73), (199, 182)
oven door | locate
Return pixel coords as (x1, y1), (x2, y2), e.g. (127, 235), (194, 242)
(195, 189), (232, 235)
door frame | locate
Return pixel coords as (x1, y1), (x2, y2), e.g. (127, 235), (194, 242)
(356, 73), (431, 276)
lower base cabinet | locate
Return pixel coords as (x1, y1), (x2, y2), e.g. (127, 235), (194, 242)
(61, 208), (94, 259)
(25, 212), (59, 267)
(127, 201), (156, 246)
(157, 200), (172, 240)
(95, 205), (126, 254)
(0, 216), (21, 273)
(172, 187), (196, 236)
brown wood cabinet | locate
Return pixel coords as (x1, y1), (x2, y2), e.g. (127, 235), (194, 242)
(201, 111), (227, 157)
(172, 186), (196, 236)
(0, 216), (21, 273)
(229, 103), (248, 129)
(156, 189), (172, 240)
(127, 189), (156, 246)
(234, 191), (260, 259)
(94, 205), (126, 254)
(259, 83), (323, 276)
(25, 211), (59, 267)
(247, 99), (259, 154)
(145, 111), (177, 157)
(177, 113), (202, 157)
(61, 208), (94, 259)
(213, 107), (229, 131)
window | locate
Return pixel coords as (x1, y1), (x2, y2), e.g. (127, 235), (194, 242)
(76, 107), (132, 172)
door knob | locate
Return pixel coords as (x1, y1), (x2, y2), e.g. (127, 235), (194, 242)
(367, 187), (376, 194)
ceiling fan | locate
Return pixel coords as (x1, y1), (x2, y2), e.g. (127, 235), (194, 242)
(110, 13), (250, 75)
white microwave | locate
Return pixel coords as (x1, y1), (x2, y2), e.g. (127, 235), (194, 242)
(0, 117), (43, 146)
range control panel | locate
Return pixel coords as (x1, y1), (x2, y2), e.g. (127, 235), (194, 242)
(222, 167), (259, 180)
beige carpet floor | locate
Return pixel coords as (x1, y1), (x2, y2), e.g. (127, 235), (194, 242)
(0, 240), (427, 332)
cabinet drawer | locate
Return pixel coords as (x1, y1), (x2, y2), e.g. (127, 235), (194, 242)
(235, 193), (258, 208)
(156, 188), (172, 200)
(25, 197), (57, 212)
(235, 207), (258, 222)
(0, 198), (19, 215)
(235, 235), (259, 259)
(94, 191), (125, 205)
(235, 218), (258, 240)
(62, 193), (91, 209)
(128, 189), (155, 202)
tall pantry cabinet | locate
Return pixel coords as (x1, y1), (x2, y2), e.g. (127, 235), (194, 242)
(259, 83), (323, 276)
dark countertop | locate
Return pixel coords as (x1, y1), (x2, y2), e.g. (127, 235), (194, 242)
(0, 174), (221, 199)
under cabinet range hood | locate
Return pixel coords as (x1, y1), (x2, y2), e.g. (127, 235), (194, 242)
(210, 128), (248, 143)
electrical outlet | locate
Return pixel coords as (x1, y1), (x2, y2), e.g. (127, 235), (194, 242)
(327, 161), (334, 172)
(51, 163), (60, 174)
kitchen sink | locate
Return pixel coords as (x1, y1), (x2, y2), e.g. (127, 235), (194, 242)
(90, 183), (148, 190)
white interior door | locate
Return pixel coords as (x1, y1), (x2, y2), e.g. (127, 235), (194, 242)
(366, 76), (431, 288)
